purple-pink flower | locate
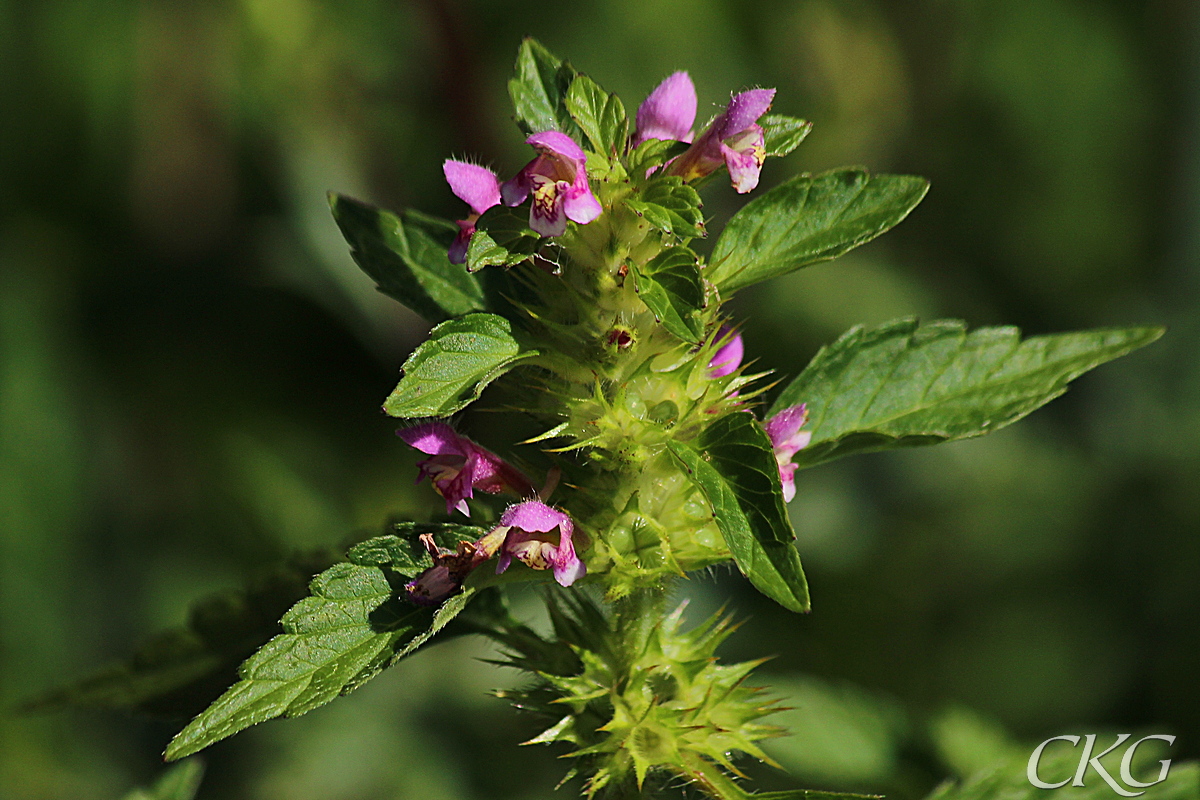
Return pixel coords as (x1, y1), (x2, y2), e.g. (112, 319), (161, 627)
(493, 500), (585, 587)
(634, 71), (697, 146)
(708, 325), (744, 378)
(501, 131), (602, 237)
(398, 422), (534, 517)
(763, 404), (812, 502)
(667, 88), (775, 193)
(443, 160), (502, 264)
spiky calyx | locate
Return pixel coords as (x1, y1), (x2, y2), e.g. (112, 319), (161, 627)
(489, 591), (783, 798)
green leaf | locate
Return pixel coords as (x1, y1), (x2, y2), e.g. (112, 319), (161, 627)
(626, 138), (690, 179)
(772, 319), (1165, 469)
(760, 114), (814, 158)
(667, 412), (810, 612)
(508, 37), (579, 137)
(632, 247), (704, 343)
(21, 549), (339, 718)
(329, 194), (486, 321)
(465, 205), (542, 272)
(707, 168), (929, 292)
(121, 760), (206, 800)
(165, 524), (485, 760)
(625, 176), (705, 238)
(383, 313), (537, 418)
(565, 73), (628, 156)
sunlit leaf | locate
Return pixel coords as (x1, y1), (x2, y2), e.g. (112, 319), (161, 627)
(633, 247), (704, 343)
(626, 176), (705, 238)
(668, 412), (809, 612)
(708, 168), (929, 292)
(760, 115), (814, 158)
(772, 319), (1165, 469)
(383, 313), (537, 418)
(566, 73), (628, 156)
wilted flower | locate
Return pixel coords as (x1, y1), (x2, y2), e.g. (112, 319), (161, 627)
(667, 88), (775, 193)
(708, 325), (744, 378)
(404, 533), (487, 606)
(763, 403), (811, 502)
(501, 131), (602, 237)
(493, 500), (585, 587)
(398, 422), (534, 517)
(443, 160), (502, 264)
(633, 71), (697, 146)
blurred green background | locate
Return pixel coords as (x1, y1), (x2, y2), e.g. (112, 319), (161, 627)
(2, 0), (1198, 798)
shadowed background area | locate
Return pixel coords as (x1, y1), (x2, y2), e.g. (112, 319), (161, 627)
(1, 1), (1198, 798)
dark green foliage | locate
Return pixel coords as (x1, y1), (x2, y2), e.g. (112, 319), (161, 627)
(164, 523), (486, 760)
(508, 37), (582, 139)
(668, 413), (809, 613)
(328, 194), (486, 321)
(466, 205), (543, 271)
(772, 318), (1165, 469)
(632, 247), (705, 343)
(382, 312), (537, 418)
(708, 169), (929, 292)
(625, 176), (705, 238)
(121, 760), (205, 800)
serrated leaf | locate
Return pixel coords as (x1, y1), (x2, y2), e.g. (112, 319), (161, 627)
(508, 37), (580, 137)
(626, 138), (690, 179)
(625, 176), (705, 238)
(383, 312), (537, 418)
(121, 760), (205, 800)
(165, 525), (483, 760)
(708, 168), (929, 292)
(760, 115), (813, 158)
(465, 205), (542, 272)
(329, 194), (486, 321)
(565, 73), (628, 156)
(772, 319), (1165, 469)
(667, 412), (809, 612)
(632, 247), (704, 343)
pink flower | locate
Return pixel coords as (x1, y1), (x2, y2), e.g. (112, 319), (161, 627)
(667, 88), (775, 193)
(634, 71), (697, 146)
(763, 404), (812, 502)
(493, 500), (585, 587)
(708, 325), (744, 378)
(443, 160), (502, 264)
(501, 131), (602, 237)
(398, 422), (534, 517)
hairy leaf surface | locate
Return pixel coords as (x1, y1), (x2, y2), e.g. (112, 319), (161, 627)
(668, 413), (809, 612)
(383, 313), (536, 418)
(760, 115), (813, 158)
(566, 73), (627, 156)
(772, 319), (1164, 468)
(708, 169), (929, 292)
(165, 524), (485, 760)
(329, 194), (485, 321)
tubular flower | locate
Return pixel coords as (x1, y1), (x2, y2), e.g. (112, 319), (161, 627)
(494, 500), (585, 587)
(404, 533), (489, 606)
(763, 403), (812, 502)
(633, 71), (697, 145)
(444, 160), (502, 264)
(667, 88), (775, 193)
(398, 422), (534, 517)
(501, 131), (602, 237)
(708, 325), (744, 378)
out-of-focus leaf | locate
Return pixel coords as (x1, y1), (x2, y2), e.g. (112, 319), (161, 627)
(668, 412), (809, 612)
(121, 760), (205, 800)
(465, 205), (543, 272)
(708, 169), (929, 292)
(633, 247), (704, 343)
(382, 313), (536, 418)
(626, 176), (705, 238)
(508, 37), (580, 138)
(22, 550), (338, 718)
(329, 194), (486, 321)
(772, 319), (1165, 469)
(165, 523), (486, 760)
(760, 115), (814, 158)
(566, 73), (627, 156)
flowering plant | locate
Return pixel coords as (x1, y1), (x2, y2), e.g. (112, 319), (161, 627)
(90, 39), (1160, 798)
